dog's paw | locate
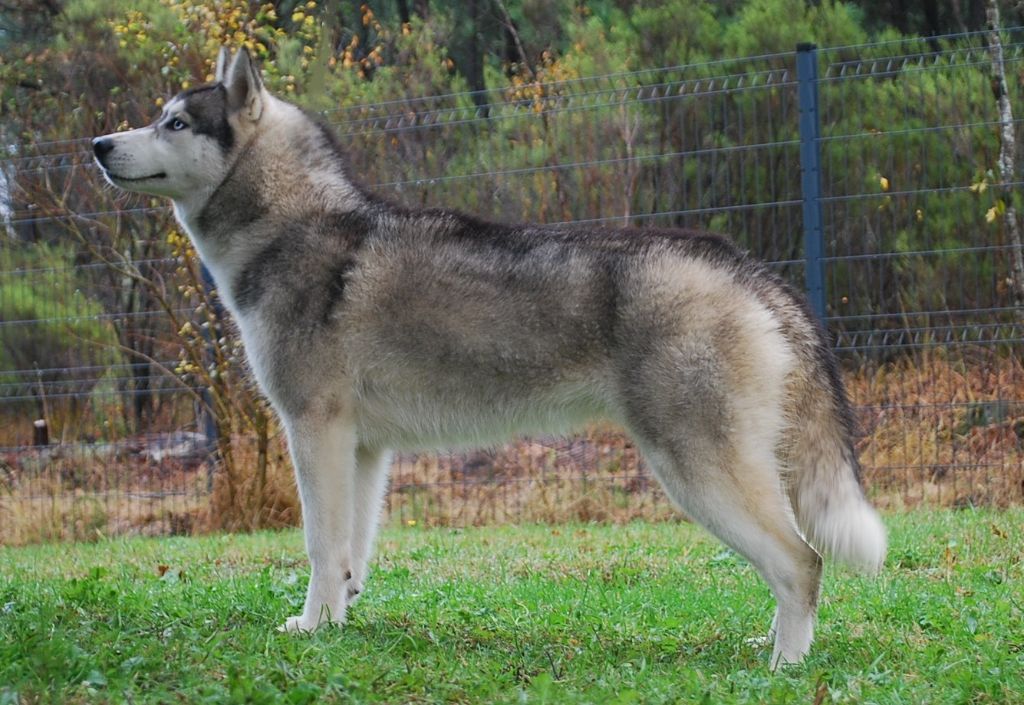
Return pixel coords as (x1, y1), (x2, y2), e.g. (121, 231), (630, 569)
(278, 614), (342, 634)
(278, 615), (317, 633)
(769, 648), (808, 671)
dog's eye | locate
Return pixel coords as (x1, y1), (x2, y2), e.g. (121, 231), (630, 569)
(168, 118), (189, 131)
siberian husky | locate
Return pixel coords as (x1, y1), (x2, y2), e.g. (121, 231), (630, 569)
(93, 48), (886, 668)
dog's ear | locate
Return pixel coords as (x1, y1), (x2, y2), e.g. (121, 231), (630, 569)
(225, 48), (265, 122)
(215, 47), (230, 83)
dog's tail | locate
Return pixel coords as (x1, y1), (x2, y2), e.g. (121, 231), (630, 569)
(785, 336), (887, 574)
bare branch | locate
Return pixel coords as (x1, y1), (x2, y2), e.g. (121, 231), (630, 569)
(494, 0), (533, 81)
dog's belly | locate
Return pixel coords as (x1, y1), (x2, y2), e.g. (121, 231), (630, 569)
(352, 372), (610, 451)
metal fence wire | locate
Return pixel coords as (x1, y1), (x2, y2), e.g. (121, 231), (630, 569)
(2, 31), (1022, 543)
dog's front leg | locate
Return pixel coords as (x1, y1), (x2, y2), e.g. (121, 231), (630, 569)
(347, 446), (392, 603)
(279, 414), (357, 633)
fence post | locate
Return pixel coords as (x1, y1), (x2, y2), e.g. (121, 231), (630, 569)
(796, 43), (827, 320)
(32, 419), (48, 446)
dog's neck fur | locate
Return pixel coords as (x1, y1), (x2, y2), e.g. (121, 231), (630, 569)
(173, 96), (368, 296)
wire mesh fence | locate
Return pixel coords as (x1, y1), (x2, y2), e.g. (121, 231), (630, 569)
(2, 30), (1022, 544)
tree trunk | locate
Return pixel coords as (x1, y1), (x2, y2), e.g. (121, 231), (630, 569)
(985, 1), (1024, 314)
(466, 0), (489, 117)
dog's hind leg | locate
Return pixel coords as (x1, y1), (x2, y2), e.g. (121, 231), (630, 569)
(346, 446), (392, 603)
(616, 297), (823, 667)
(642, 439), (822, 669)
(279, 414), (358, 633)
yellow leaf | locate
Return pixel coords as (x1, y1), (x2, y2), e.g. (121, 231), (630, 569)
(879, 175), (890, 191)
(986, 206), (998, 223)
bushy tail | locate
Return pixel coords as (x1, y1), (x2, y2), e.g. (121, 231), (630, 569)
(787, 359), (887, 574)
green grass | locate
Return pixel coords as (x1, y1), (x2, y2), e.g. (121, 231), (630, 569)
(1, 510), (1022, 704)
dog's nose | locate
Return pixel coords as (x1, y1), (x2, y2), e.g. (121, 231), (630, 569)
(92, 137), (115, 163)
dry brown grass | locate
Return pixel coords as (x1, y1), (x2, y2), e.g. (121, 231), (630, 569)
(0, 455), (209, 545)
(384, 431), (682, 528)
(1, 349), (1020, 543)
(198, 432), (300, 533)
(849, 347), (1024, 509)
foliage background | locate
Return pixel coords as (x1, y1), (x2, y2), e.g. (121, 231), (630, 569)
(1, 1), (1023, 536)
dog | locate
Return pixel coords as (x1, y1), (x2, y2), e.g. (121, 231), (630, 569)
(93, 48), (886, 669)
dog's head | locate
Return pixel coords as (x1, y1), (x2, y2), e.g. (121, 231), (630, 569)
(93, 48), (267, 201)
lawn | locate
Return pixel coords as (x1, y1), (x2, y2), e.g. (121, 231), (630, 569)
(1, 509), (1021, 704)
